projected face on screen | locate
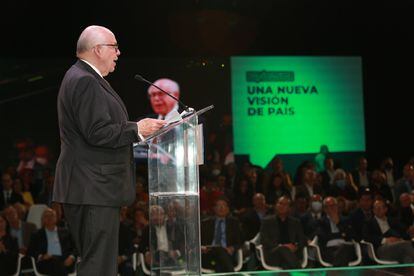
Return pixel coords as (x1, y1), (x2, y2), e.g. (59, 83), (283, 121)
(231, 56), (365, 168)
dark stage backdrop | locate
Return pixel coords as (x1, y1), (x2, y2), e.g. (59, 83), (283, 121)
(0, 56), (412, 172)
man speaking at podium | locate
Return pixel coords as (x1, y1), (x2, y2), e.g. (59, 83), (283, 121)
(53, 25), (165, 276)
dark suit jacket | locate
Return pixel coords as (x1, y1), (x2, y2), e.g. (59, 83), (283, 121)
(348, 208), (372, 241)
(0, 189), (24, 210)
(260, 215), (306, 256)
(240, 208), (272, 241)
(28, 227), (75, 260)
(201, 216), (242, 251)
(53, 60), (139, 207)
(139, 221), (185, 255)
(362, 216), (408, 250)
(317, 215), (356, 249)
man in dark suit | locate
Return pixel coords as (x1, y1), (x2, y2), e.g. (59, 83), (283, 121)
(53, 25), (165, 276)
(348, 188), (374, 241)
(317, 196), (357, 267)
(1, 172), (24, 210)
(240, 193), (272, 241)
(260, 196), (306, 269)
(362, 199), (414, 263)
(28, 208), (76, 275)
(201, 198), (242, 272)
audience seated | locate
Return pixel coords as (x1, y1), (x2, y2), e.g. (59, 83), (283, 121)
(240, 193), (272, 241)
(301, 194), (324, 241)
(139, 204), (185, 268)
(28, 208), (76, 275)
(260, 196), (306, 269)
(1, 172), (24, 210)
(362, 199), (414, 263)
(4, 136), (414, 272)
(317, 197), (357, 266)
(0, 212), (19, 275)
(201, 198), (242, 272)
(348, 188), (374, 242)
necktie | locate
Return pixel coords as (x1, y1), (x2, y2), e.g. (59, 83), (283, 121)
(214, 219), (224, 246)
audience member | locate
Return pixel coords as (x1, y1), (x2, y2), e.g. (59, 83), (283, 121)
(28, 208), (76, 275)
(0, 213), (19, 275)
(362, 199), (414, 263)
(1, 172), (24, 210)
(260, 196), (306, 269)
(301, 194), (324, 241)
(348, 188), (374, 241)
(139, 205), (184, 268)
(266, 173), (291, 205)
(240, 193), (272, 241)
(352, 157), (371, 190)
(201, 198), (242, 272)
(317, 197), (357, 266)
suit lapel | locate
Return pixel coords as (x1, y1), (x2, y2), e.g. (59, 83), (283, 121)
(97, 77), (129, 117)
(76, 60), (129, 117)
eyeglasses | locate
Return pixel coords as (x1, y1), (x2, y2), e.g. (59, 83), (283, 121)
(96, 43), (119, 51)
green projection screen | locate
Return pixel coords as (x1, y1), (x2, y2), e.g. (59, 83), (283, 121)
(231, 56), (365, 168)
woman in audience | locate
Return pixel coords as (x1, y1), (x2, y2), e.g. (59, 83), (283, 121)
(266, 172), (291, 205)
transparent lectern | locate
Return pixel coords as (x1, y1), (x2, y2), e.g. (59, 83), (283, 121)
(142, 106), (212, 275)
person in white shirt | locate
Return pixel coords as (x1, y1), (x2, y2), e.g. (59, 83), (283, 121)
(148, 78), (180, 121)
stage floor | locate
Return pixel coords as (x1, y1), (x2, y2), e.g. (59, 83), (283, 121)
(208, 263), (414, 275)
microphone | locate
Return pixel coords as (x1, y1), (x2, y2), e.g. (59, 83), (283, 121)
(134, 74), (193, 113)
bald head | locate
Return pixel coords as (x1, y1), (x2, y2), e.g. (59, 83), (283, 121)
(76, 25), (113, 55)
(75, 25), (120, 77)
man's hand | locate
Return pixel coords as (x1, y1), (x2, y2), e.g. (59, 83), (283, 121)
(137, 118), (166, 138)
(282, 243), (298, 252)
(225, 246), (235, 255)
(0, 241), (6, 253)
(41, 254), (52, 261)
(64, 256), (75, 267)
(385, 236), (401, 244)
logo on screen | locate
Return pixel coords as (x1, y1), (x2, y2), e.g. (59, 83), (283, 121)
(246, 71), (294, 83)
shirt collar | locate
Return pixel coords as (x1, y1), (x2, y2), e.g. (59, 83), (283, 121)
(80, 59), (103, 78)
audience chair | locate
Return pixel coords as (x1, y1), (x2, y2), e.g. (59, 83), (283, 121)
(11, 253), (24, 276)
(30, 256), (76, 276)
(255, 243), (308, 270)
(360, 240), (398, 265)
(308, 236), (362, 267)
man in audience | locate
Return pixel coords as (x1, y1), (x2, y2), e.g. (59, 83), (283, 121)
(1, 172), (24, 210)
(317, 197), (357, 266)
(352, 157), (371, 190)
(348, 188), (374, 241)
(394, 164), (414, 202)
(301, 194), (324, 241)
(201, 197), (242, 272)
(295, 169), (324, 200)
(260, 196), (306, 269)
(4, 205), (37, 270)
(240, 193), (272, 241)
(362, 199), (414, 263)
(139, 204), (184, 268)
(398, 193), (414, 238)
(28, 208), (76, 275)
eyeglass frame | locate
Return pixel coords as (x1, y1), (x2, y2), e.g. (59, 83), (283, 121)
(95, 43), (120, 51)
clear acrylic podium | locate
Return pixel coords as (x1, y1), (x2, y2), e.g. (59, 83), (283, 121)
(142, 107), (212, 275)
